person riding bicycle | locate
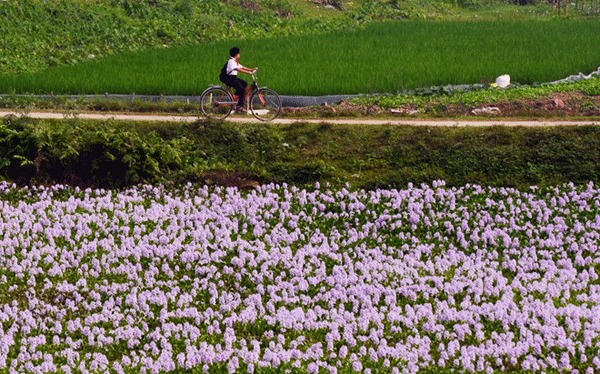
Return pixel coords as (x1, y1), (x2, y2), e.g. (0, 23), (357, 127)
(220, 47), (257, 113)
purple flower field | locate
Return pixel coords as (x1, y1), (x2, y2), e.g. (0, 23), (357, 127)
(0, 181), (599, 373)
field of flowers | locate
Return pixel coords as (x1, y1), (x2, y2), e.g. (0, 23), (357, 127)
(0, 180), (599, 373)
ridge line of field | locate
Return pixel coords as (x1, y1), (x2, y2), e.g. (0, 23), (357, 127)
(1, 110), (599, 127)
(1, 93), (360, 107)
(0, 93), (360, 108)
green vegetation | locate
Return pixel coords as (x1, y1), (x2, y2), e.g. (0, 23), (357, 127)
(1, 115), (598, 189)
(0, 0), (340, 74)
(0, 76), (598, 118)
(1, 0), (523, 75)
(2, 20), (599, 95)
(350, 76), (600, 113)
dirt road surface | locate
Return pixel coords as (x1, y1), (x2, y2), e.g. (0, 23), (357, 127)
(1, 110), (599, 126)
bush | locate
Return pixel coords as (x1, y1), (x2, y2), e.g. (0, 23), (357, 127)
(1, 117), (598, 190)
(512, 0), (539, 5)
(0, 117), (191, 187)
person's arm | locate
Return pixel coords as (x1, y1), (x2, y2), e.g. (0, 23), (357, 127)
(237, 65), (257, 75)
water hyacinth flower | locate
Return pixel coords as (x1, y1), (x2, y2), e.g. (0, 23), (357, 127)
(0, 181), (598, 372)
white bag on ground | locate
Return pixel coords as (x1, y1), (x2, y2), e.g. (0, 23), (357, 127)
(495, 74), (510, 88)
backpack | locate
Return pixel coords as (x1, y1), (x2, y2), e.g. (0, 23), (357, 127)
(219, 62), (229, 84)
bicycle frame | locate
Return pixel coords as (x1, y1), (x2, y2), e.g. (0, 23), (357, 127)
(214, 74), (266, 108)
(227, 74), (266, 102)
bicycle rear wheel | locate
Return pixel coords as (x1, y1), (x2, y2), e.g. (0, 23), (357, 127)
(250, 88), (281, 122)
(200, 87), (234, 120)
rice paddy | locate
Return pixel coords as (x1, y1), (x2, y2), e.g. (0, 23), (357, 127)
(0, 20), (599, 96)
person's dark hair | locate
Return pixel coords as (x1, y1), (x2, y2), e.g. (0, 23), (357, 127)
(229, 47), (240, 57)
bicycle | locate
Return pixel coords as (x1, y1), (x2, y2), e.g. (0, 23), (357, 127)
(199, 72), (282, 122)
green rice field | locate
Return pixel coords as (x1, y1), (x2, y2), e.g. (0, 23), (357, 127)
(1, 20), (599, 96)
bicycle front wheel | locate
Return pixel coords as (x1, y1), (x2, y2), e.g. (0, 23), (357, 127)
(250, 88), (281, 122)
(200, 87), (234, 120)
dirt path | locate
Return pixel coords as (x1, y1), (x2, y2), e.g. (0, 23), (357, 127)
(1, 110), (599, 126)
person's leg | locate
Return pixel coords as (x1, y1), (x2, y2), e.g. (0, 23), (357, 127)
(232, 78), (248, 108)
(229, 78), (248, 106)
(224, 76), (244, 108)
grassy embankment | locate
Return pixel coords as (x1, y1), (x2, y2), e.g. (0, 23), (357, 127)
(1, 116), (598, 189)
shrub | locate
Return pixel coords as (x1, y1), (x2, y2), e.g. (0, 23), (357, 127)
(1, 117), (598, 190)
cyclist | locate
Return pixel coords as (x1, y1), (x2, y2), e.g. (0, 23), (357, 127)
(220, 47), (257, 113)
